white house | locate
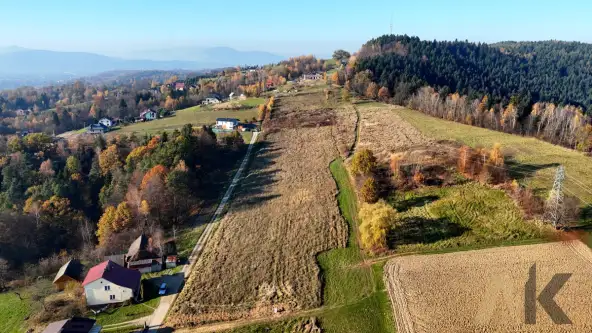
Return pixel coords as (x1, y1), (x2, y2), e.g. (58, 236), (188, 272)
(82, 260), (141, 306)
(140, 110), (157, 121)
(98, 118), (113, 128)
(216, 118), (239, 130)
(229, 92), (235, 100)
(302, 73), (323, 81)
(202, 97), (221, 105)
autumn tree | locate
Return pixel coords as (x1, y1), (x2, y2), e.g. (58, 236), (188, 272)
(39, 159), (55, 177)
(359, 200), (396, 252)
(96, 206), (116, 245)
(360, 176), (379, 203)
(99, 144), (122, 175)
(331, 71), (341, 86)
(378, 86), (390, 102)
(65, 156), (81, 175)
(341, 89), (351, 102)
(366, 82), (379, 99)
(350, 149), (377, 176)
(332, 49), (351, 64)
(112, 202), (133, 232)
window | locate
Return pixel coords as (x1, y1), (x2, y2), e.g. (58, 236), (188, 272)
(110, 295), (115, 300)
(104, 285), (110, 291)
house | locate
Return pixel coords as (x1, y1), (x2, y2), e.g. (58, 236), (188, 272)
(88, 124), (109, 134)
(302, 73), (323, 81)
(82, 260), (141, 306)
(42, 317), (102, 333)
(125, 235), (163, 273)
(53, 259), (83, 291)
(238, 93), (247, 101)
(216, 118), (240, 130)
(229, 92), (235, 100)
(174, 82), (185, 91)
(202, 97), (221, 105)
(140, 109), (157, 121)
(15, 109), (26, 116)
(163, 240), (178, 269)
(238, 123), (258, 132)
(97, 118), (113, 128)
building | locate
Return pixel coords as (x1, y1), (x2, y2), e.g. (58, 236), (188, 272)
(216, 118), (240, 130)
(163, 240), (178, 269)
(174, 82), (185, 91)
(302, 73), (323, 81)
(229, 92), (235, 100)
(238, 93), (247, 101)
(125, 235), (163, 273)
(88, 124), (109, 134)
(53, 259), (83, 291)
(202, 97), (221, 105)
(82, 261), (141, 306)
(140, 110), (157, 121)
(42, 317), (101, 333)
(97, 118), (113, 128)
(238, 123), (258, 132)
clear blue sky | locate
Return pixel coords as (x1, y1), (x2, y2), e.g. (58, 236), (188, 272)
(0, 0), (590, 57)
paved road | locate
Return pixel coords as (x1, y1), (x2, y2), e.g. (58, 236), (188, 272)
(144, 131), (260, 331)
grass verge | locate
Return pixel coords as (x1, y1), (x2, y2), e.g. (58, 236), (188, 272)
(0, 291), (31, 333)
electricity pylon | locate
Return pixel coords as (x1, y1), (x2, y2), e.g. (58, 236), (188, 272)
(545, 165), (565, 228)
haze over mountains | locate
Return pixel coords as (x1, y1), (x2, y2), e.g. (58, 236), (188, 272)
(0, 46), (285, 89)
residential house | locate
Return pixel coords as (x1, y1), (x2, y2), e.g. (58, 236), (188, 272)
(140, 109), (157, 121)
(97, 118), (113, 128)
(53, 259), (83, 291)
(15, 109), (26, 116)
(202, 97), (221, 105)
(82, 260), (141, 306)
(174, 82), (185, 91)
(238, 93), (247, 101)
(88, 124), (109, 135)
(125, 234), (163, 273)
(42, 317), (101, 333)
(216, 118), (240, 130)
(238, 123), (258, 132)
(302, 73), (323, 81)
(229, 92), (235, 100)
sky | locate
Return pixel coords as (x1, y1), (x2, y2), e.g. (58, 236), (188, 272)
(0, 0), (591, 58)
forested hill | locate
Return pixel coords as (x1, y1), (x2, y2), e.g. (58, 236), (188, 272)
(356, 35), (592, 112)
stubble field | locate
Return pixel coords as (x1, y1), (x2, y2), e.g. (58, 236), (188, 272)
(166, 91), (348, 327)
(385, 240), (592, 333)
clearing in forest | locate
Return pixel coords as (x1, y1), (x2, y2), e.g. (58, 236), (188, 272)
(167, 90), (348, 327)
(385, 240), (592, 333)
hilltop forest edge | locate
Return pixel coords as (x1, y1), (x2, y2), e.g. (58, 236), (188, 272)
(2, 34), (592, 285)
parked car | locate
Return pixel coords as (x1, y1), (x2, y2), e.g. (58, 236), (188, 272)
(158, 282), (167, 295)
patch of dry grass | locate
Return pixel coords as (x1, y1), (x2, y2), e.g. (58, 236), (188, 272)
(357, 104), (432, 162)
(333, 105), (358, 158)
(167, 92), (348, 327)
(385, 240), (592, 332)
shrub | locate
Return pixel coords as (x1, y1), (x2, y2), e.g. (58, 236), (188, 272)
(358, 200), (396, 252)
(350, 149), (377, 176)
(360, 176), (379, 203)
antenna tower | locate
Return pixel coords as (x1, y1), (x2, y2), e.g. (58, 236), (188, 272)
(545, 165), (565, 228)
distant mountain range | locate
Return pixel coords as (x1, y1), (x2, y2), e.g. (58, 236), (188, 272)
(0, 46), (285, 89)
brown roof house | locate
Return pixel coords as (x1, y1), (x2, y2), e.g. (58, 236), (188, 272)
(125, 235), (163, 273)
(42, 317), (101, 333)
(53, 259), (84, 291)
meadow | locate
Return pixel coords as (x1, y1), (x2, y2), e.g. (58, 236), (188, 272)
(0, 292), (31, 333)
(395, 107), (592, 204)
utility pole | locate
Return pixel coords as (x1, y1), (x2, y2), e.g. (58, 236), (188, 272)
(545, 165), (565, 228)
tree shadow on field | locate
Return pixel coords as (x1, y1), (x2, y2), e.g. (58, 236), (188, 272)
(394, 195), (440, 213)
(387, 216), (469, 248)
(505, 158), (559, 182)
(227, 140), (283, 212)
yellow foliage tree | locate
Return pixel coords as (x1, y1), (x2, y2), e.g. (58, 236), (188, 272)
(366, 82), (379, 99)
(99, 144), (121, 175)
(350, 149), (377, 176)
(359, 200), (396, 252)
(360, 176), (379, 203)
(96, 206), (116, 245)
(488, 143), (504, 167)
(112, 202), (133, 232)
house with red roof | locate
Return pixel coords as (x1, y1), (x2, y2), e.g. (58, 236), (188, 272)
(82, 261), (141, 306)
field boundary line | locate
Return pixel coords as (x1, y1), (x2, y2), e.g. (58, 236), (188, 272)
(384, 261), (415, 333)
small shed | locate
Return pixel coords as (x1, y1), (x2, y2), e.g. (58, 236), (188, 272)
(42, 317), (101, 333)
(125, 235), (163, 273)
(53, 259), (83, 291)
(88, 124), (109, 134)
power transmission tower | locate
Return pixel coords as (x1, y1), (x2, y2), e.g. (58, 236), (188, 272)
(545, 165), (565, 228)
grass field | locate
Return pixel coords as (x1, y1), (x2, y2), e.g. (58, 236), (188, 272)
(111, 107), (258, 135)
(92, 296), (160, 326)
(0, 292), (31, 333)
(389, 182), (553, 253)
(238, 97), (265, 107)
(394, 107), (592, 204)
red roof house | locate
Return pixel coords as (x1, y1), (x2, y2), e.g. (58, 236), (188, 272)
(82, 261), (141, 306)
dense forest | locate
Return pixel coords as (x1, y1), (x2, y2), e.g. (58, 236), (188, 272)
(356, 35), (592, 112)
(0, 125), (245, 279)
(346, 35), (592, 152)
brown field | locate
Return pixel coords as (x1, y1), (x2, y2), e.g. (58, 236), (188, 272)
(333, 104), (358, 158)
(385, 240), (592, 333)
(357, 104), (432, 162)
(166, 91), (348, 327)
